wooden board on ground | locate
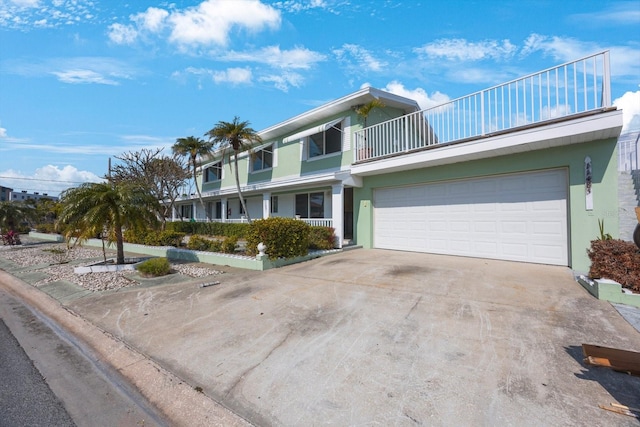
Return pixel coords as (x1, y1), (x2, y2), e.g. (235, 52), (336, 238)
(582, 344), (640, 376)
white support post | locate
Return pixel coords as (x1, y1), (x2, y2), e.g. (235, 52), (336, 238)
(192, 201), (197, 220)
(331, 184), (344, 249)
(262, 192), (271, 219)
(221, 198), (228, 221)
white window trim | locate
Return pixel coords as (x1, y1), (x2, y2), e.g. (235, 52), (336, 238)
(250, 144), (275, 173)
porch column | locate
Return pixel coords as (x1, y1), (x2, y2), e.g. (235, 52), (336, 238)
(221, 198), (228, 221)
(171, 205), (177, 221)
(192, 201), (197, 220)
(262, 192), (271, 219)
(331, 183), (344, 248)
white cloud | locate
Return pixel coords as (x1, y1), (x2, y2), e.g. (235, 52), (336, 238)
(383, 81), (450, 110)
(5, 57), (136, 85)
(614, 90), (640, 132)
(0, 165), (103, 196)
(272, 0), (340, 14)
(415, 38), (517, 61)
(259, 71), (303, 92)
(570, 3), (640, 26)
(213, 67), (252, 84)
(333, 44), (386, 72)
(520, 33), (640, 78)
(8, 0), (40, 8)
(220, 45), (326, 69)
(51, 69), (119, 85)
(0, 126), (6, 138)
(133, 7), (169, 33)
(107, 23), (138, 45)
(109, 0), (281, 47)
(0, 0), (97, 29)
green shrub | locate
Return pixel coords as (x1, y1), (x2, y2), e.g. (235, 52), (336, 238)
(136, 257), (171, 277)
(35, 223), (56, 234)
(309, 226), (336, 250)
(245, 217), (310, 259)
(187, 234), (211, 251)
(221, 236), (238, 254)
(124, 229), (184, 247)
(144, 230), (185, 247)
(187, 235), (236, 253)
(588, 239), (640, 292)
(166, 221), (250, 238)
(123, 228), (147, 244)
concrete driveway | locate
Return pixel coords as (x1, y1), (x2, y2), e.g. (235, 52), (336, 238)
(64, 249), (640, 426)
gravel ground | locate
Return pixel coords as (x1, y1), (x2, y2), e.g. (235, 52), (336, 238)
(0, 240), (223, 292)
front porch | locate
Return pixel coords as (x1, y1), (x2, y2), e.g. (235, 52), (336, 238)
(169, 183), (353, 248)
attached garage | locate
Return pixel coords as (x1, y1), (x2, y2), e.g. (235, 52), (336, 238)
(373, 169), (569, 265)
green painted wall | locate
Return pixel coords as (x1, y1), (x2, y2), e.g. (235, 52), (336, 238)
(200, 106), (407, 194)
(354, 138), (619, 272)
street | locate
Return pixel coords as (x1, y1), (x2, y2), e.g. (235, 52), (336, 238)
(0, 288), (168, 427)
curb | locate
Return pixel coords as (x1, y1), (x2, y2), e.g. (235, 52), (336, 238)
(0, 270), (252, 427)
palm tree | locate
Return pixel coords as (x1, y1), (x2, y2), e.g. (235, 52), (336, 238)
(57, 182), (159, 264)
(205, 117), (262, 223)
(0, 201), (33, 232)
(172, 136), (214, 220)
(354, 99), (385, 160)
(355, 99), (385, 128)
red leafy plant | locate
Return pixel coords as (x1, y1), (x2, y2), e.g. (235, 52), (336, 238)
(587, 239), (640, 292)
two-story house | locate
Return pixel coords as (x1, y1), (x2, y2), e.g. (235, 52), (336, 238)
(174, 51), (623, 274)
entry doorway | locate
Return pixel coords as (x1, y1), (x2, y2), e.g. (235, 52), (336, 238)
(344, 187), (353, 240)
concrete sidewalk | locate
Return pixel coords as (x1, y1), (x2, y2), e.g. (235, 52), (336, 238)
(1, 246), (640, 426)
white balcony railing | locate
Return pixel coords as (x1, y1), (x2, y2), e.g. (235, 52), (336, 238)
(354, 51), (612, 162)
(166, 217), (334, 227)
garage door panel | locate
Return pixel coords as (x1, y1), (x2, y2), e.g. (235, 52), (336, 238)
(373, 169), (568, 265)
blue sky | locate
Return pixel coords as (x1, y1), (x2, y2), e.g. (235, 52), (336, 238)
(0, 0), (639, 196)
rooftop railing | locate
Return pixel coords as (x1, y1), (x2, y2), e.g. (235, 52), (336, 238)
(354, 51), (612, 162)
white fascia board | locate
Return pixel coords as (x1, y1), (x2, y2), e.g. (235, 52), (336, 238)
(200, 168), (358, 198)
(351, 110), (623, 177)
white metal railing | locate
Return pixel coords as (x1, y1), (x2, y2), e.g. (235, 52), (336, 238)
(354, 51), (612, 162)
(165, 217), (333, 227)
(298, 218), (333, 227)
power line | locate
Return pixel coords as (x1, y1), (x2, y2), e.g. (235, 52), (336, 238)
(0, 175), (92, 184)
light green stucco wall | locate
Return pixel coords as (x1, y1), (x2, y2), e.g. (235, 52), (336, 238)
(200, 106), (407, 195)
(354, 138), (619, 273)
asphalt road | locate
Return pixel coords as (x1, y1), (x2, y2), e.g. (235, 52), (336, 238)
(0, 318), (75, 427)
(0, 288), (168, 427)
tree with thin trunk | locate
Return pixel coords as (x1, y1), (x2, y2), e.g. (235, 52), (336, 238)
(205, 117), (262, 223)
(111, 148), (190, 228)
(57, 182), (159, 265)
(172, 136), (214, 220)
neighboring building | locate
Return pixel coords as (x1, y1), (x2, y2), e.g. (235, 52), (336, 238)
(10, 190), (59, 202)
(0, 186), (12, 202)
(174, 51), (622, 273)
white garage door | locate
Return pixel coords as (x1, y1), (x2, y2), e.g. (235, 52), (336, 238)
(373, 169), (568, 265)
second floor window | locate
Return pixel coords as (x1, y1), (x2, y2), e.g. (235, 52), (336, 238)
(308, 122), (341, 158)
(205, 162), (222, 182)
(252, 145), (273, 172)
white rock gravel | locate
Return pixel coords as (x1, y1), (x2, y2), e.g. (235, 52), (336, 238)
(0, 242), (223, 292)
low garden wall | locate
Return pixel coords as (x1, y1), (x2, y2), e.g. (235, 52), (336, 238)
(577, 276), (640, 308)
(28, 232), (331, 271)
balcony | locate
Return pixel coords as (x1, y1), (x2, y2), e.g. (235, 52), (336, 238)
(354, 51), (612, 163)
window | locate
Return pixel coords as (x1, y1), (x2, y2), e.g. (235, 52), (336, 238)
(295, 192), (324, 218)
(215, 201), (222, 219)
(180, 205), (192, 219)
(205, 162), (222, 182)
(307, 123), (341, 158)
(252, 145), (273, 171)
(271, 196), (278, 214)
